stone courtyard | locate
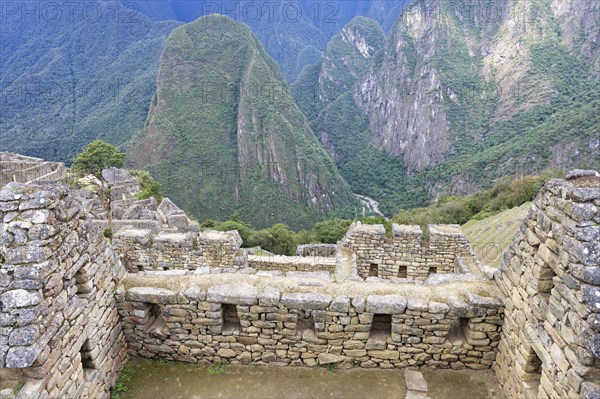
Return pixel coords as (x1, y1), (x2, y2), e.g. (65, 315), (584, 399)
(0, 153), (598, 398)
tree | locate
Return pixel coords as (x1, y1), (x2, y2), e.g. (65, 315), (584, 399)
(71, 140), (125, 176)
(72, 140), (126, 235)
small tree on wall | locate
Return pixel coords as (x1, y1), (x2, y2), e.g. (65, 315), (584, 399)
(71, 140), (126, 234)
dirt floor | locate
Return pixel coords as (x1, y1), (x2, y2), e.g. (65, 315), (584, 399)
(118, 358), (503, 399)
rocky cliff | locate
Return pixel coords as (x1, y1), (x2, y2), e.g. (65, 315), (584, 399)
(296, 0), (600, 213)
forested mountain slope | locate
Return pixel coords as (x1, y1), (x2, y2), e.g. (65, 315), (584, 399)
(294, 0), (600, 215)
(0, 0), (180, 161)
(128, 15), (355, 228)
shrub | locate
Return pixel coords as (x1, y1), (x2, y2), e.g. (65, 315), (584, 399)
(129, 169), (163, 202)
(311, 219), (352, 243)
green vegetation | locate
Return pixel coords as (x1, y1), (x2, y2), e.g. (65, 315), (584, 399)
(71, 140), (126, 177)
(326, 364), (337, 373)
(293, 0), (599, 217)
(0, 3), (179, 162)
(462, 202), (532, 268)
(204, 217), (353, 256)
(110, 363), (134, 399)
(13, 380), (25, 395)
(128, 15), (356, 230)
(72, 140), (127, 229)
(392, 172), (563, 229)
(129, 169), (163, 202)
(207, 363), (230, 375)
(200, 172), (555, 255)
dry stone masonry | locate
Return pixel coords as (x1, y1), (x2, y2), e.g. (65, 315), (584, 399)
(494, 170), (600, 399)
(338, 223), (472, 280)
(0, 153), (66, 188)
(0, 182), (126, 398)
(116, 275), (503, 371)
(1, 153), (598, 399)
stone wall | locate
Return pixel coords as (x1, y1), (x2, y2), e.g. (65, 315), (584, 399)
(113, 228), (247, 272)
(248, 255), (336, 274)
(0, 182), (127, 398)
(296, 244), (337, 257)
(494, 171), (600, 399)
(0, 153), (66, 188)
(340, 223), (470, 280)
(116, 275), (503, 370)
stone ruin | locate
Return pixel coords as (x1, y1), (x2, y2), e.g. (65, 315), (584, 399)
(0, 154), (598, 399)
(0, 153), (66, 188)
(92, 167), (200, 234)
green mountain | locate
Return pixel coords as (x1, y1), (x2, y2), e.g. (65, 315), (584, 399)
(0, 0), (180, 162)
(122, 0), (409, 81)
(128, 15), (355, 229)
(295, 0), (600, 215)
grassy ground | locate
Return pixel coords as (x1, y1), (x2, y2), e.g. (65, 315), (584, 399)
(114, 357), (502, 399)
(461, 202), (531, 268)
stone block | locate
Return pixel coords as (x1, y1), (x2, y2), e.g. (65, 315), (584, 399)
(0, 289), (41, 309)
(126, 287), (177, 304)
(318, 353), (348, 365)
(405, 369), (428, 392)
(366, 295), (407, 314)
(207, 283), (258, 305)
(281, 293), (332, 310)
(330, 296), (350, 312)
(367, 350), (399, 360)
(259, 287), (281, 306)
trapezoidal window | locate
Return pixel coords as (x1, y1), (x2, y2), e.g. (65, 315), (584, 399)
(370, 314), (392, 340)
(222, 304), (240, 332)
(398, 266), (408, 278)
(80, 338), (96, 377)
(147, 304), (169, 340)
(447, 317), (468, 342)
(537, 265), (556, 304)
(369, 264), (379, 277)
(74, 267), (91, 298)
(523, 347), (542, 397)
(296, 310), (315, 332)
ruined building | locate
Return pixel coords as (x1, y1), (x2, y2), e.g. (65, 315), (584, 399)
(0, 153), (598, 398)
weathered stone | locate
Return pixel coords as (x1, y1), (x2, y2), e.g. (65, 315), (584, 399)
(207, 283), (258, 305)
(281, 293), (332, 310)
(466, 293), (503, 308)
(0, 289), (41, 309)
(407, 299), (429, 312)
(404, 369), (428, 392)
(428, 302), (450, 314)
(367, 350), (399, 360)
(317, 353), (347, 365)
(330, 296), (350, 312)
(4, 245), (51, 264)
(581, 382), (600, 399)
(126, 287), (177, 304)
(183, 287), (206, 301)
(366, 295), (406, 314)
(578, 242), (600, 266)
(259, 287), (281, 306)
(8, 325), (39, 346)
(217, 348), (236, 358)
